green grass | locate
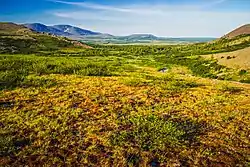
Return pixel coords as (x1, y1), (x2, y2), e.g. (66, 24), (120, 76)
(0, 34), (250, 166)
(0, 68), (249, 166)
(0, 55), (118, 89)
(111, 114), (206, 152)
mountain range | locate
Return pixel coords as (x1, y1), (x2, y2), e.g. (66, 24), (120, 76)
(24, 23), (101, 38)
(24, 23), (162, 40)
(1, 22), (250, 53)
(23, 23), (250, 44)
(24, 23), (216, 44)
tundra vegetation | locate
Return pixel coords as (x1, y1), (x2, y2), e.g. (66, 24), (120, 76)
(0, 31), (250, 166)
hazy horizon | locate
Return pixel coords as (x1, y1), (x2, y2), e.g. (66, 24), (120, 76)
(1, 0), (250, 37)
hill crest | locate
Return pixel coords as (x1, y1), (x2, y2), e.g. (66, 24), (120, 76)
(0, 22), (90, 53)
(223, 24), (250, 39)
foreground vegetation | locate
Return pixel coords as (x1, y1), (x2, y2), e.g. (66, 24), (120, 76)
(1, 67), (250, 166)
(1, 31), (250, 166)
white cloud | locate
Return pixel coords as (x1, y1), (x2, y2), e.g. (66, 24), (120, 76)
(49, 0), (250, 37)
(51, 0), (229, 13)
(52, 0), (134, 13)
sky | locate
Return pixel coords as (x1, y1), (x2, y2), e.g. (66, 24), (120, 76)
(1, 0), (250, 37)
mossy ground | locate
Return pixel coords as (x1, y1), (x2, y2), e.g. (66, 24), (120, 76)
(1, 63), (250, 166)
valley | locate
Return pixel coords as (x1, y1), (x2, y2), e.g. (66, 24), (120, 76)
(0, 22), (250, 166)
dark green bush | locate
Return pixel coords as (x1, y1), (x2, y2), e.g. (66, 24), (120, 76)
(0, 56), (114, 89)
(220, 85), (243, 93)
(0, 70), (28, 89)
(239, 69), (248, 75)
(111, 115), (185, 151)
(0, 133), (31, 156)
(240, 79), (250, 84)
(22, 76), (58, 88)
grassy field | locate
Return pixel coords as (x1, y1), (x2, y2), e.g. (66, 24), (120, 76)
(1, 34), (250, 166)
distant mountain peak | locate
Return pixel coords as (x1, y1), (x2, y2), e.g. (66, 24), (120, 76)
(24, 23), (101, 39)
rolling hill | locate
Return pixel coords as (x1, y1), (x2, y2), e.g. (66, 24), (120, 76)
(223, 24), (250, 39)
(202, 46), (250, 69)
(201, 24), (250, 69)
(0, 22), (33, 34)
(0, 22), (90, 53)
(119, 34), (159, 41)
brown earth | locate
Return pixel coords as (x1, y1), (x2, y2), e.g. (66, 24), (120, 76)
(223, 24), (250, 39)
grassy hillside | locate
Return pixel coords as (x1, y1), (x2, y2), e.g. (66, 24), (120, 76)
(0, 22), (33, 34)
(1, 25), (250, 166)
(0, 22), (89, 54)
(202, 46), (250, 70)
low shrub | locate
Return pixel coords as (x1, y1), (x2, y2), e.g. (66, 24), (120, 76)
(21, 76), (58, 88)
(239, 69), (248, 75)
(0, 70), (28, 90)
(219, 85), (243, 93)
(110, 114), (207, 153)
(110, 115), (185, 151)
(240, 79), (250, 84)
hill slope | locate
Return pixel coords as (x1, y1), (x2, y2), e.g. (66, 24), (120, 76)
(0, 22), (33, 34)
(223, 24), (250, 39)
(202, 46), (250, 69)
(0, 22), (89, 53)
(200, 27), (250, 70)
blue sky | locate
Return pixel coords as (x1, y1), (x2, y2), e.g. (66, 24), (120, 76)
(1, 0), (250, 37)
